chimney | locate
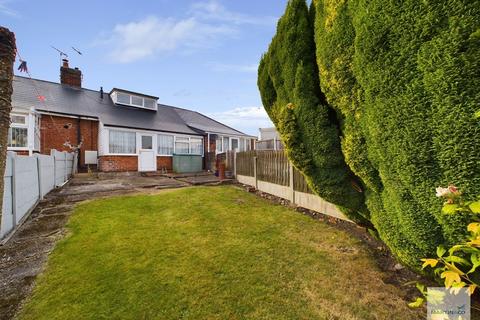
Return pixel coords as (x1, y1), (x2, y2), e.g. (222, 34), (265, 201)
(100, 86), (104, 99)
(60, 59), (82, 88)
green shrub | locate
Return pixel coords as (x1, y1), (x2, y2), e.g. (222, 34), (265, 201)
(259, 0), (480, 269)
(257, 0), (370, 226)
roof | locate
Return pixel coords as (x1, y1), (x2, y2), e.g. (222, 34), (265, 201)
(11, 76), (251, 137)
(173, 106), (250, 137)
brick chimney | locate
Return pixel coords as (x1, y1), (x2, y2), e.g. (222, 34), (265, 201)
(60, 59), (82, 88)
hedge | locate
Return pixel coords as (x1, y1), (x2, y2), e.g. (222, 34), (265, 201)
(259, 0), (480, 269)
(257, 0), (371, 226)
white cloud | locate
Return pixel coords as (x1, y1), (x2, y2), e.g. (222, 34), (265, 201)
(100, 1), (277, 63)
(105, 16), (234, 63)
(0, 0), (18, 17)
(209, 106), (273, 136)
(209, 63), (258, 73)
(190, 0), (278, 26)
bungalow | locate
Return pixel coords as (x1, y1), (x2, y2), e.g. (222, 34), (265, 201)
(9, 59), (255, 172)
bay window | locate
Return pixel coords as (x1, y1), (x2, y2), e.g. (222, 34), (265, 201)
(109, 130), (136, 154)
(158, 135), (174, 155)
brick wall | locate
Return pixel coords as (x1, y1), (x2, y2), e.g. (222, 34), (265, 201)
(98, 156), (138, 172)
(60, 66), (82, 88)
(157, 156), (172, 171)
(40, 115), (98, 170)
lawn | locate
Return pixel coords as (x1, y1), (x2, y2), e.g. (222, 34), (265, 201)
(18, 186), (421, 320)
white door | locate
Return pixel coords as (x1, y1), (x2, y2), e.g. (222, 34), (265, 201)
(138, 134), (156, 172)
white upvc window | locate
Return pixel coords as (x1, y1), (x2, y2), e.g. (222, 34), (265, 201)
(216, 136), (223, 153)
(112, 91), (158, 111)
(190, 138), (203, 155)
(175, 137), (190, 154)
(109, 130), (136, 154)
(8, 114), (28, 149)
(158, 134), (174, 155)
(174, 136), (203, 155)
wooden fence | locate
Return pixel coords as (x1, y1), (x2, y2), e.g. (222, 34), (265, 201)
(234, 150), (348, 221)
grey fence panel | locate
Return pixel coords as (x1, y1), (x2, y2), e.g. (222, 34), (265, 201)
(14, 155), (40, 224)
(66, 152), (74, 178)
(53, 150), (66, 187)
(1, 149), (76, 240)
(0, 153), (14, 238)
(36, 154), (55, 198)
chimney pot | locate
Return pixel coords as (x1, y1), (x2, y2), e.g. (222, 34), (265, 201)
(100, 87), (104, 99)
(62, 59), (69, 68)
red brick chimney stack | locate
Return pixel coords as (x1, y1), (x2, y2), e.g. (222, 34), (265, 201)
(60, 59), (82, 88)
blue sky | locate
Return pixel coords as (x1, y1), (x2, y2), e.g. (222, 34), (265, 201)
(1, 0), (288, 135)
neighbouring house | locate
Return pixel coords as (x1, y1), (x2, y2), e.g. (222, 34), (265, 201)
(257, 127), (283, 151)
(8, 59), (256, 173)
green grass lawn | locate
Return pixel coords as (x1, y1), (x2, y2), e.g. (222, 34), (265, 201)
(18, 186), (421, 320)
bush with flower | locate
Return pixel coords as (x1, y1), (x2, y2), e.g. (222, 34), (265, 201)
(410, 186), (480, 308)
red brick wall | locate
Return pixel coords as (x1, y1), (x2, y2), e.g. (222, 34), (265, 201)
(157, 156), (172, 171)
(60, 66), (82, 88)
(98, 156), (138, 172)
(40, 115), (98, 169)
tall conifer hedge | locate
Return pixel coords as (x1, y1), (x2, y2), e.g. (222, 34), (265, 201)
(259, 0), (480, 269)
(258, 0), (371, 226)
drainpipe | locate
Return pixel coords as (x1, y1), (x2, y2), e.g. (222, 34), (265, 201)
(77, 117), (81, 171)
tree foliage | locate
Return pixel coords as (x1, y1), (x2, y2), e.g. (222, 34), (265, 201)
(258, 0), (370, 226)
(258, 0), (480, 269)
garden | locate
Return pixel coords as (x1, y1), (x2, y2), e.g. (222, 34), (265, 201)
(17, 186), (422, 319)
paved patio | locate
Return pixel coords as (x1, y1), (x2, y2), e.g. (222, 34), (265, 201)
(0, 173), (220, 319)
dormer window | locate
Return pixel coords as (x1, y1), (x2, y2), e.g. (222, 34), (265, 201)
(110, 88), (159, 111)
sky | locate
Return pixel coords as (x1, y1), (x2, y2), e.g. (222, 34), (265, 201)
(0, 0), (288, 136)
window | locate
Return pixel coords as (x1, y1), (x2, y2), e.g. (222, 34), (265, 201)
(8, 127), (27, 148)
(131, 96), (144, 107)
(240, 139), (245, 152)
(190, 138), (203, 155)
(223, 137), (229, 152)
(175, 137), (190, 154)
(216, 137), (222, 153)
(117, 93), (130, 105)
(144, 99), (156, 109)
(113, 91), (158, 111)
(141, 135), (153, 149)
(8, 114), (28, 148)
(231, 138), (239, 151)
(158, 135), (174, 155)
(109, 130), (136, 154)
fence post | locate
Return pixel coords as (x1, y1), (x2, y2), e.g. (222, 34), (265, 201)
(10, 152), (17, 227)
(233, 150), (237, 178)
(35, 154), (43, 200)
(289, 162), (295, 204)
(253, 156), (258, 189)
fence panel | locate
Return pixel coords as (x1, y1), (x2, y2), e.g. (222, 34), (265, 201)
(66, 152), (74, 178)
(0, 153), (14, 238)
(293, 167), (313, 194)
(257, 151), (289, 186)
(14, 155), (40, 224)
(36, 154), (55, 198)
(52, 150), (66, 187)
(236, 151), (256, 177)
(1, 149), (76, 240)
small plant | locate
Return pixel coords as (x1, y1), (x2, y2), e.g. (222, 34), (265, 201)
(410, 186), (480, 308)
